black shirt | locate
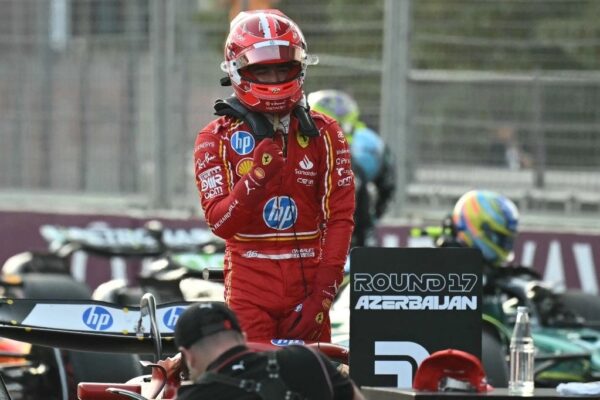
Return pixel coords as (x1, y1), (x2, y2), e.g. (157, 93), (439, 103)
(177, 345), (354, 400)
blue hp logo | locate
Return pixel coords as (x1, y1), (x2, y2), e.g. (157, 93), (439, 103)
(163, 307), (185, 330)
(263, 197), (297, 230)
(231, 131), (255, 155)
(271, 339), (305, 346)
(82, 306), (113, 331)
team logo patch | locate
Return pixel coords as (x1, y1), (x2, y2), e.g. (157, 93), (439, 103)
(262, 153), (273, 166)
(163, 307), (185, 331)
(299, 155), (313, 170)
(263, 196), (298, 230)
(271, 339), (305, 346)
(297, 133), (309, 148)
(231, 131), (255, 155)
(236, 158), (253, 176)
(82, 306), (113, 331)
(253, 167), (265, 179)
(315, 312), (324, 324)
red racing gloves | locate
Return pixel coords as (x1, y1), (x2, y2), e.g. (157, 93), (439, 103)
(204, 138), (285, 239)
(230, 138), (285, 207)
(279, 294), (333, 341)
(249, 138), (285, 183)
(279, 267), (342, 341)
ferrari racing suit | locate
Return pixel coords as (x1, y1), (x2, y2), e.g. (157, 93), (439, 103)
(194, 108), (355, 342)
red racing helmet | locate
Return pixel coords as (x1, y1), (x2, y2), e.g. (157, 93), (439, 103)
(413, 349), (493, 393)
(221, 9), (318, 113)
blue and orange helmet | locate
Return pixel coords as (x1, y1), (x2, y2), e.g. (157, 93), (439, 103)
(452, 190), (519, 266)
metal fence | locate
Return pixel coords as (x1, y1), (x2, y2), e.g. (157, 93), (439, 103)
(403, 0), (600, 223)
(0, 0), (599, 227)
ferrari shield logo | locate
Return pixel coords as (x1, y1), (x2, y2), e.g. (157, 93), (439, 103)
(315, 311), (324, 324)
(297, 133), (309, 148)
(262, 153), (273, 165)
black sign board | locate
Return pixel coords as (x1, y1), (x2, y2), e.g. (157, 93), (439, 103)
(349, 247), (483, 389)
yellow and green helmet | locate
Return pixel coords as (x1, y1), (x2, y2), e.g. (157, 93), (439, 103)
(307, 90), (360, 141)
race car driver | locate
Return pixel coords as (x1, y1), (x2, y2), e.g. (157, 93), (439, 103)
(308, 89), (396, 247)
(193, 9), (355, 342)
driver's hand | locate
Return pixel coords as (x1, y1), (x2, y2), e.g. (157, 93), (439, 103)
(157, 353), (182, 379)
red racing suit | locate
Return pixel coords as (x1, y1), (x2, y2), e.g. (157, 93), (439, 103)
(194, 111), (355, 342)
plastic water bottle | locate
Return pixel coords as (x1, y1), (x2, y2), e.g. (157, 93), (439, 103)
(509, 306), (535, 396)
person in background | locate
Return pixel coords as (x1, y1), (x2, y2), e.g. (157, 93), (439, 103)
(446, 189), (520, 269)
(193, 10), (355, 342)
(308, 90), (396, 247)
(175, 302), (366, 400)
(489, 125), (533, 170)
(430, 190), (580, 326)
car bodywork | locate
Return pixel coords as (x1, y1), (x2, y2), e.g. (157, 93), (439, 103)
(0, 297), (349, 399)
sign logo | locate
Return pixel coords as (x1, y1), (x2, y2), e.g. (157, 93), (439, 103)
(199, 166), (224, 199)
(82, 306), (113, 331)
(196, 153), (216, 169)
(236, 158), (253, 176)
(374, 341), (430, 388)
(231, 131), (255, 155)
(200, 173), (223, 191)
(297, 133), (310, 148)
(271, 339), (305, 346)
(263, 196), (298, 230)
(163, 307), (185, 330)
(299, 155), (313, 170)
(338, 175), (353, 187)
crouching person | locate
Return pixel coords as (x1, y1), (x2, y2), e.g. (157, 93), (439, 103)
(175, 302), (365, 400)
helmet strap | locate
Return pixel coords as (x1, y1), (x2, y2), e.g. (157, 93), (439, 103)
(214, 96), (274, 140)
(293, 102), (319, 137)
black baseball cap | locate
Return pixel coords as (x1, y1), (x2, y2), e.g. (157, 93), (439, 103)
(174, 302), (243, 349)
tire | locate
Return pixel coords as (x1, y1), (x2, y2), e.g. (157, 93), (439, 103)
(481, 328), (509, 388)
(558, 290), (600, 325)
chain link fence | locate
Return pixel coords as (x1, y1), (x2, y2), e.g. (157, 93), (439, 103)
(406, 0), (600, 224)
(0, 0), (599, 227)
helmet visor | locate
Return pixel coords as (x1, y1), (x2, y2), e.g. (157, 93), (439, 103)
(236, 44), (306, 69)
(239, 61), (302, 84)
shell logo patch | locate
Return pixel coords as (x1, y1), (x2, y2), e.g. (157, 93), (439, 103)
(296, 133), (310, 148)
(236, 158), (253, 176)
